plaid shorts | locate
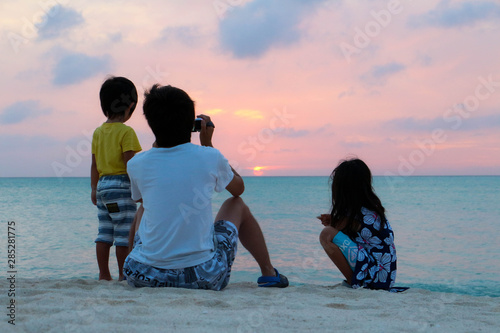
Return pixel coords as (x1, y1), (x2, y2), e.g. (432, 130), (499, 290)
(124, 220), (238, 291)
(95, 174), (136, 247)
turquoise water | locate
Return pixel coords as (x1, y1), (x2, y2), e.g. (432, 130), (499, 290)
(1, 176), (499, 297)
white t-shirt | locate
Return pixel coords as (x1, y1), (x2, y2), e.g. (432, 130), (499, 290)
(127, 143), (234, 269)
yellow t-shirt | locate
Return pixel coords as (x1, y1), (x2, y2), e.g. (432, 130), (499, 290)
(92, 122), (142, 178)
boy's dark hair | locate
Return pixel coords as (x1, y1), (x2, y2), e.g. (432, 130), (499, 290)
(99, 76), (138, 119)
(329, 158), (386, 239)
(143, 84), (195, 147)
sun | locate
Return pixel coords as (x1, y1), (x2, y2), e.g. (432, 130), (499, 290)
(253, 166), (264, 176)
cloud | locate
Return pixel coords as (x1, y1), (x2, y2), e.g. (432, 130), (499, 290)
(218, 0), (324, 58)
(0, 134), (59, 150)
(338, 87), (356, 99)
(159, 26), (201, 47)
(277, 124), (331, 138)
(449, 113), (500, 131)
(273, 148), (299, 153)
(37, 6), (84, 40)
(340, 140), (370, 149)
(385, 113), (500, 132)
(409, 1), (500, 28)
(234, 109), (264, 120)
(278, 128), (310, 138)
(0, 134), (72, 177)
(385, 116), (445, 132)
(371, 62), (405, 79)
(0, 100), (51, 125)
(108, 32), (122, 43)
(52, 52), (112, 86)
(205, 108), (225, 115)
(418, 54), (433, 67)
(361, 62), (405, 86)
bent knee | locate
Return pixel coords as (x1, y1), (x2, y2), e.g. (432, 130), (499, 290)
(218, 196), (249, 222)
(222, 196), (246, 210)
(319, 226), (338, 246)
(224, 195), (242, 203)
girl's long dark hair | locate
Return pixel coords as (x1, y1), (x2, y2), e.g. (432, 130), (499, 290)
(330, 158), (386, 238)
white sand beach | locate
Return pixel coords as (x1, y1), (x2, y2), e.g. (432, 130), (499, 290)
(4, 279), (499, 332)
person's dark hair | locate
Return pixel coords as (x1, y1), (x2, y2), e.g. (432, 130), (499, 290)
(99, 76), (138, 119)
(329, 158), (386, 238)
(143, 84), (195, 147)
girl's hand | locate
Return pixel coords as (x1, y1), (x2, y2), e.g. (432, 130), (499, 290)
(316, 214), (331, 226)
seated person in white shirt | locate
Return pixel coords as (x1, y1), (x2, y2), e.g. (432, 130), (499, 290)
(123, 84), (288, 290)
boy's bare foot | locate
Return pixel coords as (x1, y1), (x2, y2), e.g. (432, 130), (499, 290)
(99, 274), (112, 281)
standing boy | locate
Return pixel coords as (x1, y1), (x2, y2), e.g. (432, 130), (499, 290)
(91, 76), (142, 280)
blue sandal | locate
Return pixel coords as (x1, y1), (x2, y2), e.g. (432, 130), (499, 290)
(257, 268), (289, 288)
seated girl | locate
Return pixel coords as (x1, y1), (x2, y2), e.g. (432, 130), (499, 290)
(318, 158), (406, 292)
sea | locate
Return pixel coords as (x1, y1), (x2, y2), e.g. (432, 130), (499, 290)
(1, 176), (499, 297)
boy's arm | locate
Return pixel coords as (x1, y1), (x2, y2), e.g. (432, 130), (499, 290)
(91, 154), (99, 205)
(123, 150), (136, 166)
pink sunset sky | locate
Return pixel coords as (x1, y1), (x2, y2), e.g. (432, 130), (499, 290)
(1, 0), (499, 177)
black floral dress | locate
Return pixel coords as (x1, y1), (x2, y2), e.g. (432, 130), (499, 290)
(351, 207), (407, 292)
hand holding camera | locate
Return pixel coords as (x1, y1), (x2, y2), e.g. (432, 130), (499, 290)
(195, 114), (215, 147)
(192, 117), (215, 132)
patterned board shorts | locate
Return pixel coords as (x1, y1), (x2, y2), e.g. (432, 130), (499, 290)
(332, 231), (359, 271)
(95, 175), (136, 247)
(123, 220), (238, 291)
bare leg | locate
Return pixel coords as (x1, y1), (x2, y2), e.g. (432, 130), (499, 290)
(215, 197), (275, 277)
(319, 227), (353, 284)
(116, 246), (129, 281)
(96, 242), (112, 280)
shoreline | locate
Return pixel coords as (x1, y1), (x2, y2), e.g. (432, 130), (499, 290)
(5, 278), (500, 332)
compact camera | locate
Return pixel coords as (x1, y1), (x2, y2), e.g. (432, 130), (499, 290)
(192, 118), (215, 132)
(192, 118), (202, 132)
